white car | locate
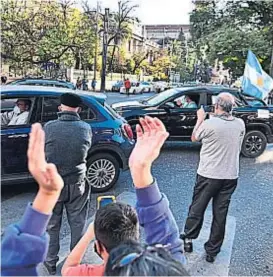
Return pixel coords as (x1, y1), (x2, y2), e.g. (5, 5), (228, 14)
(154, 81), (168, 93)
(120, 81), (154, 94)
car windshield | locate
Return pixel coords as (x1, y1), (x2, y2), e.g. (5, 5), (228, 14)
(145, 89), (179, 106)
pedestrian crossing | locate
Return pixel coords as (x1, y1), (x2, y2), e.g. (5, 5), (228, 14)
(1, 190), (236, 276)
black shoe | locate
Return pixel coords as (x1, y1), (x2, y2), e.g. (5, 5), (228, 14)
(180, 234), (193, 253)
(43, 262), (56, 275)
(206, 254), (215, 263)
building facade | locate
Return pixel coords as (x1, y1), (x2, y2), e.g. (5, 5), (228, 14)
(124, 21), (161, 63)
(144, 24), (190, 43)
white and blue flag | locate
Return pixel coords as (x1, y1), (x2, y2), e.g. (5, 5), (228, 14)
(242, 50), (273, 100)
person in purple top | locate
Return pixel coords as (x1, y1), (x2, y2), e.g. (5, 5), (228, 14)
(1, 117), (186, 276)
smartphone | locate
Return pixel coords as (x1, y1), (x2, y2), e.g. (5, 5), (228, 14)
(97, 195), (116, 209)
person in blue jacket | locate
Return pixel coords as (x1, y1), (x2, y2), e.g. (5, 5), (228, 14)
(1, 117), (186, 276)
(1, 123), (64, 276)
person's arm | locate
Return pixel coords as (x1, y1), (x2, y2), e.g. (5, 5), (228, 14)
(1, 124), (64, 276)
(191, 107), (207, 142)
(61, 223), (95, 276)
(1, 111), (13, 125)
(129, 116), (185, 264)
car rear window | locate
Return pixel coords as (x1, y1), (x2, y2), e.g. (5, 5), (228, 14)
(104, 103), (122, 119)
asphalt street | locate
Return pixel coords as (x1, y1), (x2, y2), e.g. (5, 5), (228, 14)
(1, 92), (273, 276)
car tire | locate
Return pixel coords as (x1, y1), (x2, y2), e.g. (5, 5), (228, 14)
(86, 153), (120, 192)
(133, 90), (136, 94)
(241, 130), (267, 158)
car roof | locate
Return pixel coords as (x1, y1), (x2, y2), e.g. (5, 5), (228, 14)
(10, 78), (72, 83)
(1, 85), (107, 104)
(176, 86), (239, 94)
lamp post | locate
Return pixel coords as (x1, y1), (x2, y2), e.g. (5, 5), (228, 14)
(100, 8), (109, 92)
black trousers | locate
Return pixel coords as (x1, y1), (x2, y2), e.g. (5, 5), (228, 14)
(45, 180), (91, 267)
(184, 174), (237, 256)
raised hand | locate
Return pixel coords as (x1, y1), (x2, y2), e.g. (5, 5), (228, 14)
(28, 123), (64, 195)
(129, 116), (169, 188)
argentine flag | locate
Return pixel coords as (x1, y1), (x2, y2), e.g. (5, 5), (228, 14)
(242, 50), (273, 100)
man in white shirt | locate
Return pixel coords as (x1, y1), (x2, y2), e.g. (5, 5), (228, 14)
(175, 95), (198, 108)
(1, 99), (31, 126)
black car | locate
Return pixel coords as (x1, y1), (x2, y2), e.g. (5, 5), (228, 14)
(111, 86), (273, 158)
(1, 86), (135, 192)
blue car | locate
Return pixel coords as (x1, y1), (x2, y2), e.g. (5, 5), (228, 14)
(8, 78), (76, 90)
(1, 86), (135, 192)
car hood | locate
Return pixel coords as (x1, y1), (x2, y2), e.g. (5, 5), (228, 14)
(112, 100), (147, 110)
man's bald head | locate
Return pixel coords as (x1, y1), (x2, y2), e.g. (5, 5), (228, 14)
(215, 93), (235, 114)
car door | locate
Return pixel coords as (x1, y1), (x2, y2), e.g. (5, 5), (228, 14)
(165, 92), (204, 139)
(1, 96), (39, 179)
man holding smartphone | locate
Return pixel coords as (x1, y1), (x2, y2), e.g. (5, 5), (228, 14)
(180, 93), (245, 263)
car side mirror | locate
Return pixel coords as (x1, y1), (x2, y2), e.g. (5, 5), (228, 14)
(162, 102), (175, 109)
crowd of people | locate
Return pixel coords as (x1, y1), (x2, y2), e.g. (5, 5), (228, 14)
(1, 92), (249, 276)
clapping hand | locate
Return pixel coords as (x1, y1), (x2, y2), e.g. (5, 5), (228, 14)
(129, 116), (169, 188)
(28, 123), (63, 213)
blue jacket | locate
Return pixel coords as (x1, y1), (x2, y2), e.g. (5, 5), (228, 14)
(1, 181), (185, 276)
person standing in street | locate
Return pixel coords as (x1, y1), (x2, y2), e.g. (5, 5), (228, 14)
(124, 78), (131, 96)
(91, 79), (97, 91)
(180, 93), (245, 263)
(43, 93), (92, 275)
(76, 77), (82, 89)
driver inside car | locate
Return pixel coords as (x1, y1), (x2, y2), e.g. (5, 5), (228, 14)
(175, 95), (197, 108)
(1, 99), (31, 126)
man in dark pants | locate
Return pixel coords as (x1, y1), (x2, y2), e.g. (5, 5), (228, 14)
(180, 93), (245, 263)
(43, 93), (92, 275)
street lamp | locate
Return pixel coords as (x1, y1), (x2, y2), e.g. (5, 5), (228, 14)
(100, 8), (110, 92)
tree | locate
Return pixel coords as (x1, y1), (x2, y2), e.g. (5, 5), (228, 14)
(190, 0), (273, 77)
(131, 51), (149, 74)
(107, 1), (138, 72)
(1, 0), (96, 74)
(147, 55), (173, 80)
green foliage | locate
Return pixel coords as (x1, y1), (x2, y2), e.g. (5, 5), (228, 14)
(1, 0), (96, 70)
(190, 0), (273, 77)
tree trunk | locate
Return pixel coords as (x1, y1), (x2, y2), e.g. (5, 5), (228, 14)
(109, 44), (117, 73)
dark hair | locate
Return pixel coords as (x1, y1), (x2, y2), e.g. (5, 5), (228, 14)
(94, 203), (139, 253)
(17, 98), (31, 107)
(104, 240), (189, 276)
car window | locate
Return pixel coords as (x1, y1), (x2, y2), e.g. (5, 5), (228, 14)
(40, 97), (60, 122)
(39, 97), (96, 123)
(174, 94), (199, 108)
(79, 104), (96, 121)
(146, 89), (179, 106)
(208, 94), (244, 107)
(1, 97), (34, 127)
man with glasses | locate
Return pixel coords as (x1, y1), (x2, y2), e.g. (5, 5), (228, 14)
(1, 99), (31, 126)
(180, 93), (245, 263)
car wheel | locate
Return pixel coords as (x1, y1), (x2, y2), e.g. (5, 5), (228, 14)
(86, 153), (120, 192)
(148, 88), (151, 92)
(133, 90), (136, 94)
(241, 130), (267, 158)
